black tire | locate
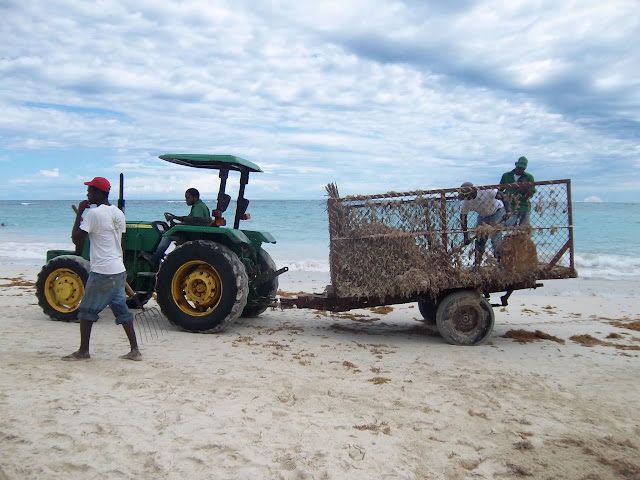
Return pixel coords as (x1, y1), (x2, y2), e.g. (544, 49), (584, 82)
(126, 291), (153, 309)
(242, 248), (278, 317)
(156, 240), (248, 333)
(35, 255), (90, 322)
(417, 297), (437, 325)
(435, 290), (495, 345)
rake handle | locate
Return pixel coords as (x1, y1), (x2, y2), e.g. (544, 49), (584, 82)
(124, 282), (145, 310)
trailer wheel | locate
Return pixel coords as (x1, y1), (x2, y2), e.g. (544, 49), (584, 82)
(417, 297), (437, 325)
(242, 248), (278, 318)
(36, 255), (90, 321)
(156, 240), (248, 333)
(436, 290), (494, 345)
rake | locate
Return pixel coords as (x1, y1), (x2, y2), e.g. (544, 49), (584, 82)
(125, 282), (167, 344)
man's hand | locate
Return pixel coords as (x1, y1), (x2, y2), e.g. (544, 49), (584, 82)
(72, 201), (90, 255)
(164, 212), (175, 221)
(77, 200), (91, 215)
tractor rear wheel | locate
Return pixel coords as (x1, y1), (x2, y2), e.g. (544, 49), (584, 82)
(156, 240), (248, 333)
(36, 255), (90, 321)
(436, 290), (494, 345)
(242, 248), (278, 318)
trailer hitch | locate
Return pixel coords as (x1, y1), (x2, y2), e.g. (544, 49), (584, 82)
(254, 266), (289, 287)
(490, 283), (544, 307)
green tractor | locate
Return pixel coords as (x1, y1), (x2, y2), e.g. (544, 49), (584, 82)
(35, 154), (286, 333)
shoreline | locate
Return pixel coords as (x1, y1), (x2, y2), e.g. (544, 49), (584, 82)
(1, 265), (639, 479)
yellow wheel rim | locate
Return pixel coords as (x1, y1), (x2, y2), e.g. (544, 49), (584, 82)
(43, 268), (85, 313)
(170, 260), (223, 316)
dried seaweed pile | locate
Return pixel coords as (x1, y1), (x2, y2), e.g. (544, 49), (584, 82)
(502, 233), (538, 273)
(331, 222), (453, 298)
(330, 199), (538, 299)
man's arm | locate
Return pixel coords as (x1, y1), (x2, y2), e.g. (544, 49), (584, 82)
(72, 200), (90, 256)
(166, 202), (211, 226)
(523, 173), (536, 198)
(180, 215), (211, 226)
(496, 191), (510, 220)
(461, 213), (471, 245)
(498, 173), (509, 192)
(164, 213), (210, 226)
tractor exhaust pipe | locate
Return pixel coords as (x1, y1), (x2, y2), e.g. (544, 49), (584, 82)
(117, 173), (125, 213)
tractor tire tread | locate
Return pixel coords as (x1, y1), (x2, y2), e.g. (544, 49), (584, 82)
(35, 255), (90, 322)
(156, 240), (248, 333)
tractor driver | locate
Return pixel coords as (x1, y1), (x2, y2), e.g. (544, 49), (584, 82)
(142, 188), (211, 266)
(164, 188), (211, 226)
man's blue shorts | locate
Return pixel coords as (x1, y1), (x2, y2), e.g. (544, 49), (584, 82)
(78, 271), (134, 324)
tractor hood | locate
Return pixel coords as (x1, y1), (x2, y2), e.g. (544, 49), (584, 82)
(159, 154), (262, 173)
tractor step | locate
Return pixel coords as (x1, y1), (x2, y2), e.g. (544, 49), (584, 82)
(136, 272), (157, 277)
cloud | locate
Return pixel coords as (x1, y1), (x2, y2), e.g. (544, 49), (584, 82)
(39, 168), (60, 178)
(583, 196), (603, 203)
(0, 0), (638, 201)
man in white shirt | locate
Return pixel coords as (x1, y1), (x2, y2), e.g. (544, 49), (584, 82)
(62, 176), (141, 361)
(459, 182), (510, 266)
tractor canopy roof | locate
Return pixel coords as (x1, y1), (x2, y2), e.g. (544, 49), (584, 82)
(158, 154), (262, 173)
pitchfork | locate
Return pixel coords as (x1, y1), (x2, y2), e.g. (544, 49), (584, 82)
(124, 283), (167, 344)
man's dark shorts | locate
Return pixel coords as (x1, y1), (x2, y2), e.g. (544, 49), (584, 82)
(78, 271), (133, 324)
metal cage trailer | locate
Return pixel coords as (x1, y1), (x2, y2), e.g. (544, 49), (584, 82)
(281, 179), (577, 345)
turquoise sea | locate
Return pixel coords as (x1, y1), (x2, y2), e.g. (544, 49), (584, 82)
(0, 199), (638, 281)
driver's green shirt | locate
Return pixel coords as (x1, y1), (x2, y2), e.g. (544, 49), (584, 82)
(189, 199), (211, 220)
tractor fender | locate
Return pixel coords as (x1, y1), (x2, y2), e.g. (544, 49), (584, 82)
(163, 225), (252, 244)
(242, 230), (277, 245)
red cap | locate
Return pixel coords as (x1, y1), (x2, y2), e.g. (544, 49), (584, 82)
(84, 177), (111, 192)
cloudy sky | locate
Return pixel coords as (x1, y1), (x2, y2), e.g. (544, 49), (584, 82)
(1, 0), (638, 201)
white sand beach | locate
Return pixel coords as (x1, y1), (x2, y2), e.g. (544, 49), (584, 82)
(0, 266), (639, 479)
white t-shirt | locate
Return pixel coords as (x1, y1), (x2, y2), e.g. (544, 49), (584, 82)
(461, 189), (503, 218)
(80, 204), (126, 274)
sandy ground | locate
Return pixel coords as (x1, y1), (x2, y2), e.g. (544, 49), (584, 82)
(0, 267), (639, 480)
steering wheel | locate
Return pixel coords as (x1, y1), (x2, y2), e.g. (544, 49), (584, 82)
(164, 212), (180, 227)
(151, 221), (170, 235)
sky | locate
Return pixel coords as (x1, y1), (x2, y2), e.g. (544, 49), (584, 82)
(1, 0), (638, 202)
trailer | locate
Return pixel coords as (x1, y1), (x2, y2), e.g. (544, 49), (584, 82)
(280, 179), (577, 345)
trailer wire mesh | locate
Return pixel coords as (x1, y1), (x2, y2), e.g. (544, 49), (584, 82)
(327, 179), (576, 300)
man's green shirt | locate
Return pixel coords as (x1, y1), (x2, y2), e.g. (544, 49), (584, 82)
(499, 171), (536, 213)
(189, 199), (211, 220)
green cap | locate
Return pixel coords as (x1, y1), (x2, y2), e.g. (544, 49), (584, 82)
(515, 156), (528, 169)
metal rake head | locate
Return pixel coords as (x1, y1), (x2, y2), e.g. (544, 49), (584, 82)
(134, 306), (168, 344)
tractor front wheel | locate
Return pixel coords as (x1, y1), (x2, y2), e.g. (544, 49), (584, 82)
(436, 290), (494, 345)
(156, 240), (248, 333)
(36, 255), (90, 321)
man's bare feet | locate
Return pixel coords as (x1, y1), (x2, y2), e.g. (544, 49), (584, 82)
(62, 351), (90, 361)
(119, 349), (142, 361)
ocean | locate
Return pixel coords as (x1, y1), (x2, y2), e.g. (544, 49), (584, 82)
(0, 199), (638, 281)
